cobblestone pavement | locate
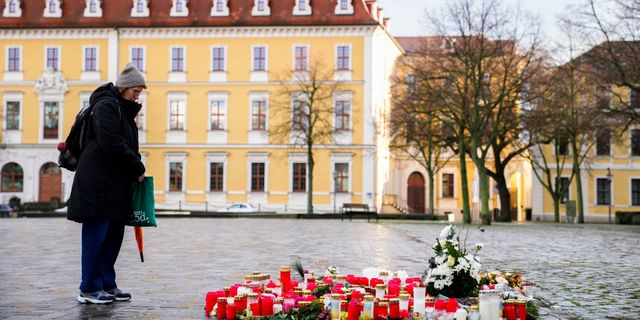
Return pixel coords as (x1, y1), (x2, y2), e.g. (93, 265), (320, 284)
(0, 218), (638, 319)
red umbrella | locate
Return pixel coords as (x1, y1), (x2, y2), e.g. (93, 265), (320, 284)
(134, 226), (144, 262)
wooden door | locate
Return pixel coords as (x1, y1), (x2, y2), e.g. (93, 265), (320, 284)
(407, 172), (425, 213)
(39, 163), (61, 203)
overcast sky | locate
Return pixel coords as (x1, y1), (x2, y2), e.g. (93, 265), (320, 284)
(381, 0), (579, 43)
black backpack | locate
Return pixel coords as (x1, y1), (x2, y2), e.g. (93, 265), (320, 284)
(57, 104), (95, 172)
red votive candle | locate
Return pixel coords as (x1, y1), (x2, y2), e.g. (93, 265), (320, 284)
(516, 299), (527, 320)
(389, 298), (400, 318)
(347, 300), (361, 320)
(504, 302), (516, 320)
(226, 304), (236, 320)
(388, 284), (401, 297)
(250, 302), (261, 316)
(205, 292), (218, 317)
(280, 266), (291, 293)
(261, 297), (274, 316)
(434, 299), (445, 312)
(216, 297), (227, 319)
(446, 298), (458, 314)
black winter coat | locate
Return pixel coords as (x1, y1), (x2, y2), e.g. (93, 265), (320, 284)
(67, 83), (146, 223)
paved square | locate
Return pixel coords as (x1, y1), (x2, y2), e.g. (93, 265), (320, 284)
(0, 218), (638, 319)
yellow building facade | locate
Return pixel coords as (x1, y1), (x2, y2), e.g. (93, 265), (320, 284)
(0, 0), (402, 212)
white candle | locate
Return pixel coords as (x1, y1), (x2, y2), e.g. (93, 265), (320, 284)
(413, 286), (426, 315)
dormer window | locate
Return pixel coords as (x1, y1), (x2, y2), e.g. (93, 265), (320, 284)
(131, 0), (149, 17)
(44, 0), (62, 18)
(334, 0), (353, 15)
(170, 0), (188, 17)
(252, 0), (270, 16)
(3, 0), (22, 17)
(210, 0), (228, 16)
(83, 0), (102, 17)
(293, 0), (311, 16)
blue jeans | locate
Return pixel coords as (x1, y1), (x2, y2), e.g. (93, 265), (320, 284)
(79, 220), (125, 293)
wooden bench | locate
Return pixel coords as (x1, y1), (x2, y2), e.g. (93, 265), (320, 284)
(341, 203), (377, 222)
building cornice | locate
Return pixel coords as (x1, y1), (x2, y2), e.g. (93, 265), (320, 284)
(119, 25), (378, 39)
(0, 28), (112, 40)
(0, 25), (378, 40)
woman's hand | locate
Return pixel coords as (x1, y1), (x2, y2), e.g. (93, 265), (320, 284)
(138, 174), (145, 182)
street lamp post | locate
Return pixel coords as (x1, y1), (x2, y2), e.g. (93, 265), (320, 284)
(332, 171), (338, 214)
(607, 168), (613, 224)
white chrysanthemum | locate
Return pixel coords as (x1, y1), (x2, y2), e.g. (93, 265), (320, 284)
(439, 224), (454, 239)
(475, 243), (484, 250)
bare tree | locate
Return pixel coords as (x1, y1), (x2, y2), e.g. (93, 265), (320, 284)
(568, 0), (640, 125)
(390, 55), (453, 215)
(424, 0), (544, 224)
(270, 58), (344, 214)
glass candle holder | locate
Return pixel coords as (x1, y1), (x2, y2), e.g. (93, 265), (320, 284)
(363, 295), (375, 319)
(413, 286), (426, 315)
(330, 293), (342, 320)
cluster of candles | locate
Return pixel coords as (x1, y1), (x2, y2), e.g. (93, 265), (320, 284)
(205, 266), (526, 320)
(478, 289), (527, 320)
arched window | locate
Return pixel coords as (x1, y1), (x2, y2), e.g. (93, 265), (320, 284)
(1, 163), (23, 192)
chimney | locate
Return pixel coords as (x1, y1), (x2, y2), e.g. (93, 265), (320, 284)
(383, 17), (390, 29)
(377, 8), (383, 23)
(366, 1), (378, 21)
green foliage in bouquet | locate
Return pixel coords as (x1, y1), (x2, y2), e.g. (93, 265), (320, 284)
(422, 225), (483, 298)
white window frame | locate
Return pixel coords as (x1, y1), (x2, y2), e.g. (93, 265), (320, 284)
(39, 98), (64, 143)
(441, 172), (456, 198)
(2, 92), (23, 144)
(292, 44), (309, 72)
(43, 0), (62, 18)
(4, 45), (22, 81)
(206, 152), (228, 193)
(131, 0), (149, 17)
(247, 153), (269, 193)
(44, 46), (61, 71)
(210, 0), (229, 16)
(207, 91), (228, 144)
(333, 91), (353, 144)
(331, 154), (353, 194)
(165, 153), (187, 194)
(293, 0), (311, 15)
(249, 91), (269, 144)
(169, 46), (186, 82)
(166, 92), (187, 144)
(209, 45), (227, 82)
(595, 175), (612, 206)
(251, 0), (270, 16)
(81, 45), (100, 81)
(129, 46), (146, 72)
(288, 153), (308, 193)
(3, 0), (22, 17)
(251, 45), (268, 82)
(83, 0), (102, 17)
(334, 0), (353, 15)
(335, 44), (352, 81)
(170, 0), (189, 16)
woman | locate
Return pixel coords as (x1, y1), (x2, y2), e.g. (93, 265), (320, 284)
(67, 63), (146, 304)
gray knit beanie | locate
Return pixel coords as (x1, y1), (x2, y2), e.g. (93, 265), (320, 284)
(115, 63), (146, 88)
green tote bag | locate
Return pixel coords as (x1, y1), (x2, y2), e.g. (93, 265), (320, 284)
(127, 176), (157, 227)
